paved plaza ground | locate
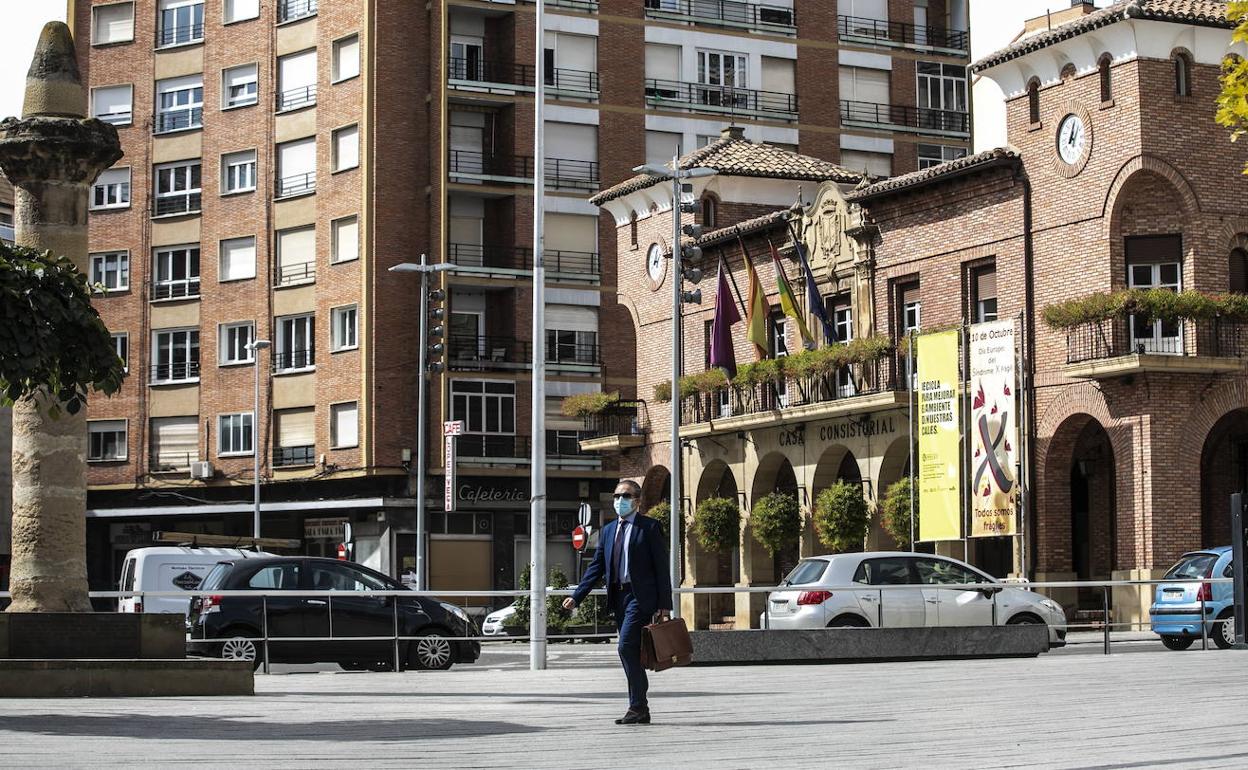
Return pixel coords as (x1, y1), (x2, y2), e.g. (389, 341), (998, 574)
(1, 642), (1245, 769)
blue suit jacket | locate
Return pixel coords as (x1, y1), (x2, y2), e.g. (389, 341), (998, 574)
(572, 514), (672, 611)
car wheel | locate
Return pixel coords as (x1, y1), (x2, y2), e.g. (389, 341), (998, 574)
(1006, 613), (1043, 625)
(1214, 612), (1236, 650)
(1160, 635), (1194, 651)
(827, 614), (869, 628)
(220, 635), (262, 671)
(412, 629), (454, 670)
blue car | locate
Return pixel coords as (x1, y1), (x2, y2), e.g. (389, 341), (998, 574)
(1150, 547), (1236, 650)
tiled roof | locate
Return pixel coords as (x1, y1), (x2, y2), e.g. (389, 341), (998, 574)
(590, 131), (862, 206)
(972, 0), (1232, 72)
(845, 147), (1021, 202)
(693, 209), (792, 250)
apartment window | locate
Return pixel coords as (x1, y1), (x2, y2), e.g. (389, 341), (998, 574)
(449, 38), (484, 81)
(1126, 235), (1182, 351)
(1231, 248), (1248, 294)
(701, 195), (718, 229)
(90, 251), (129, 292)
(839, 66), (890, 105)
(917, 144), (968, 170)
(1098, 54), (1113, 103)
(451, 380), (516, 434)
(769, 311), (790, 358)
(222, 64), (258, 109)
(152, 245), (201, 300)
(841, 150), (892, 178)
(917, 62), (967, 113)
(546, 329), (598, 365)
(154, 75), (203, 133)
(91, 168), (131, 210)
(276, 226), (315, 285)
(629, 213), (638, 248)
(112, 332), (129, 372)
(221, 150), (257, 194)
(830, 298), (853, 343)
(278, 0), (319, 23)
(331, 305), (358, 351)
(158, 0), (204, 47)
(93, 2), (135, 45)
(91, 85), (133, 125)
(899, 283), (921, 334)
(1027, 79), (1040, 125)
(150, 416), (198, 471)
(218, 413), (254, 456)
(276, 137), (316, 197)
(972, 266), (998, 323)
(1174, 51), (1193, 97)
(333, 35), (360, 82)
(220, 236), (256, 282)
(277, 49), (317, 111)
(333, 125), (360, 171)
(331, 216), (358, 263)
(275, 408), (315, 467)
(152, 328), (200, 383)
(88, 420), (128, 462)
(219, 321), (255, 365)
(224, 0), (259, 23)
(276, 314), (315, 372)
(330, 402), (359, 448)
(697, 50), (748, 108)
(153, 160), (202, 215)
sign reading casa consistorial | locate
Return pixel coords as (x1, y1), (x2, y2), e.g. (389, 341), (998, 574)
(969, 321), (1018, 537)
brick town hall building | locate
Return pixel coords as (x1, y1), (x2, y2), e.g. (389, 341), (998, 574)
(591, 0), (1248, 629)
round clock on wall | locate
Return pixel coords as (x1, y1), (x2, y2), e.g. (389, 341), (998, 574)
(645, 242), (667, 290)
(1051, 103), (1092, 178)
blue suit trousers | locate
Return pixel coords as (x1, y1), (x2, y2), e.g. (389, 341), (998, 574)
(613, 584), (653, 710)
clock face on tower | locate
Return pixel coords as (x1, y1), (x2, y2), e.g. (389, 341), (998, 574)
(1057, 113), (1087, 166)
(646, 242), (666, 288)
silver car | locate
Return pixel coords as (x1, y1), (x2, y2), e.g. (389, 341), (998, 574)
(763, 552), (1066, 646)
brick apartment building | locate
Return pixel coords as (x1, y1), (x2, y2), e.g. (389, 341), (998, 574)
(595, 0), (1248, 630)
(67, 0), (971, 598)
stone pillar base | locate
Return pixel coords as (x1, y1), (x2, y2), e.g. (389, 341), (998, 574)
(1111, 568), (1166, 631)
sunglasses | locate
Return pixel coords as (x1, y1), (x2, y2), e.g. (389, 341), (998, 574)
(613, 493), (635, 499)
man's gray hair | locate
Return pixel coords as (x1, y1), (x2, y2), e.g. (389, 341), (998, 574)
(616, 479), (642, 496)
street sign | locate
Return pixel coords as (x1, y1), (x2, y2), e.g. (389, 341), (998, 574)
(572, 525), (587, 551)
(336, 543), (347, 560)
(443, 420), (464, 436)
(444, 420), (463, 512)
(577, 502), (592, 527)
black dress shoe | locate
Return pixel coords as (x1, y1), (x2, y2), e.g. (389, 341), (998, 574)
(615, 708), (651, 725)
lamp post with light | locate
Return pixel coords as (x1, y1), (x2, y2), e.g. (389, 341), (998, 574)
(244, 338), (271, 540)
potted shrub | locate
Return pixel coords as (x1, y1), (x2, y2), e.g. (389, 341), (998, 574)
(694, 497), (740, 553)
(813, 480), (870, 553)
(880, 478), (915, 551)
(750, 492), (801, 557)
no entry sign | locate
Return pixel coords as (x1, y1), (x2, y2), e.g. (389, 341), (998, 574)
(572, 525), (587, 551)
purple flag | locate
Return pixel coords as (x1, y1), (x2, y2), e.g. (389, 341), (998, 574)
(709, 255), (742, 377)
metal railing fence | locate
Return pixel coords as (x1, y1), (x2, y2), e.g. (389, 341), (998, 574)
(646, 78), (798, 118)
(840, 99), (970, 134)
(837, 14), (968, 51)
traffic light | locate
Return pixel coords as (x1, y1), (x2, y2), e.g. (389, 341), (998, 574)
(428, 288), (446, 373)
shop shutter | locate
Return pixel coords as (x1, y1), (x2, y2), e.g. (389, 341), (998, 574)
(277, 408), (315, 448)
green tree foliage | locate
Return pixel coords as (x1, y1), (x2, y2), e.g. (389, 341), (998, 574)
(646, 501), (672, 540)
(694, 496), (740, 553)
(505, 564), (573, 632)
(880, 478), (915, 551)
(749, 492), (802, 556)
(0, 243), (125, 414)
(1217, 2), (1248, 173)
(813, 480), (870, 553)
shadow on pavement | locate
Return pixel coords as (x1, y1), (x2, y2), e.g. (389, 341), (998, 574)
(0, 715), (546, 742)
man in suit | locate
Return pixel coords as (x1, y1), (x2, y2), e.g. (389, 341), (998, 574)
(564, 479), (672, 725)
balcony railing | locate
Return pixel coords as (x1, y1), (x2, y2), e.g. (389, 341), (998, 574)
(150, 360), (201, 383)
(583, 400), (648, 439)
(840, 100), (969, 135)
(277, 85), (317, 112)
(547, 341), (601, 367)
(546, 157), (600, 191)
(274, 445), (316, 467)
(158, 24), (204, 48)
(522, 0), (598, 11)
(455, 434), (532, 461)
(276, 172), (316, 198)
(448, 335), (533, 371)
(644, 0), (796, 34)
(545, 249), (600, 276)
(150, 452), (198, 472)
(680, 358), (902, 426)
(273, 349), (316, 372)
(448, 150), (535, 181)
(1065, 318), (1248, 364)
(278, 0), (318, 23)
(277, 262), (316, 286)
(445, 243), (601, 278)
(151, 278), (201, 301)
(153, 107), (203, 134)
(448, 57), (537, 89)
(645, 79), (798, 120)
(545, 67), (600, 95)
(152, 192), (202, 217)
(837, 14), (968, 52)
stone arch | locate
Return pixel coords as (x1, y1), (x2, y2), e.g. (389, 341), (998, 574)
(1101, 156), (1201, 238)
(640, 465), (670, 513)
(872, 436), (912, 550)
(1180, 378), (1248, 485)
(1200, 408), (1248, 549)
(748, 452), (799, 585)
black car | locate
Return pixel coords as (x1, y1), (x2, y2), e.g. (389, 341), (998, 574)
(187, 557), (480, 671)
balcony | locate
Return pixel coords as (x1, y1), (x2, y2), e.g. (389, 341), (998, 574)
(1063, 318), (1248, 379)
(455, 435), (533, 466)
(152, 107), (203, 134)
(448, 57), (537, 94)
(276, 85), (317, 112)
(157, 24), (203, 48)
(837, 15), (968, 54)
(521, 0), (598, 11)
(448, 150), (535, 185)
(274, 445), (316, 467)
(448, 335), (532, 372)
(151, 278), (201, 301)
(646, 79), (798, 121)
(644, 0), (796, 36)
(546, 157), (600, 191)
(446, 243), (601, 283)
(276, 262), (315, 286)
(278, 0), (318, 23)
(545, 67), (600, 99)
(152, 192), (202, 218)
(150, 361), (200, 384)
(679, 359), (906, 438)
(276, 172), (316, 198)
(839, 100), (969, 138)
(579, 400), (648, 454)
(273, 349), (315, 373)
(547, 340), (601, 372)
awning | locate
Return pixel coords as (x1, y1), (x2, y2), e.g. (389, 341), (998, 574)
(86, 497), (416, 519)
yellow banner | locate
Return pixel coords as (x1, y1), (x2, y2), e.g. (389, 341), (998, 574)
(917, 331), (961, 542)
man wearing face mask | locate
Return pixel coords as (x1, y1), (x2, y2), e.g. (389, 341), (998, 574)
(563, 479), (672, 725)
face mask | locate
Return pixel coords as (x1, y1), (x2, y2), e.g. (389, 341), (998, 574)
(614, 496), (634, 517)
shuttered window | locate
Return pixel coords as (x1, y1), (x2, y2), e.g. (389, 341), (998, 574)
(333, 35), (360, 82)
(220, 236), (256, 281)
(92, 85), (133, 124)
(277, 226), (315, 285)
(973, 266), (997, 323)
(332, 216), (358, 263)
(150, 416), (198, 470)
(278, 49), (317, 110)
(333, 125), (359, 171)
(276, 137), (316, 196)
(331, 402), (358, 448)
(645, 43), (680, 81)
(277, 408), (315, 448)
(94, 3), (135, 45)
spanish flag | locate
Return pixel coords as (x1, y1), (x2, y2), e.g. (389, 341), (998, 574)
(769, 240), (815, 349)
(741, 238), (770, 361)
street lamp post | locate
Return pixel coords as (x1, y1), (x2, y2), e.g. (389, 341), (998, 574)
(390, 258), (455, 591)
(245, 338), (271, 540)
(632, 160), (715, 619)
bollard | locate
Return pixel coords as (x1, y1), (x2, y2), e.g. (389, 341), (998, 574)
(393, 598), (401, 672)
(1102, 586), (1111, 655)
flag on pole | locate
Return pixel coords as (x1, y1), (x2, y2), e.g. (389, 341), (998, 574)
(769, 240), (815, 349)
(787, 222), (835, 345)
(709, 254), (742, 377)
(741, 240), (771, 361)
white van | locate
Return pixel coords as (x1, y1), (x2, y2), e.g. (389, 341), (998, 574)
(118, 547), (272, 615)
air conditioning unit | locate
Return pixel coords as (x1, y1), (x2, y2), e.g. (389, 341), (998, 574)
(189, 461), (215, 480)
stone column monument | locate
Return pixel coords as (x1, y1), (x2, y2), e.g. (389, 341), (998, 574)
(0, 23), (122, 612)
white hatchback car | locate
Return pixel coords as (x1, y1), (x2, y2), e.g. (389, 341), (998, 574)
(482, 603), (517, 636)
(763, 552), (1066, 646)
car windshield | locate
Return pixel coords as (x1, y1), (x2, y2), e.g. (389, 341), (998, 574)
(783, 559), (829, 586)
(1164, 553), (1218, 580)
(201, 562), (232, 590)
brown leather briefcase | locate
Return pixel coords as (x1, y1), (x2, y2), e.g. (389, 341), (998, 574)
(640, 617), (693, 672)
